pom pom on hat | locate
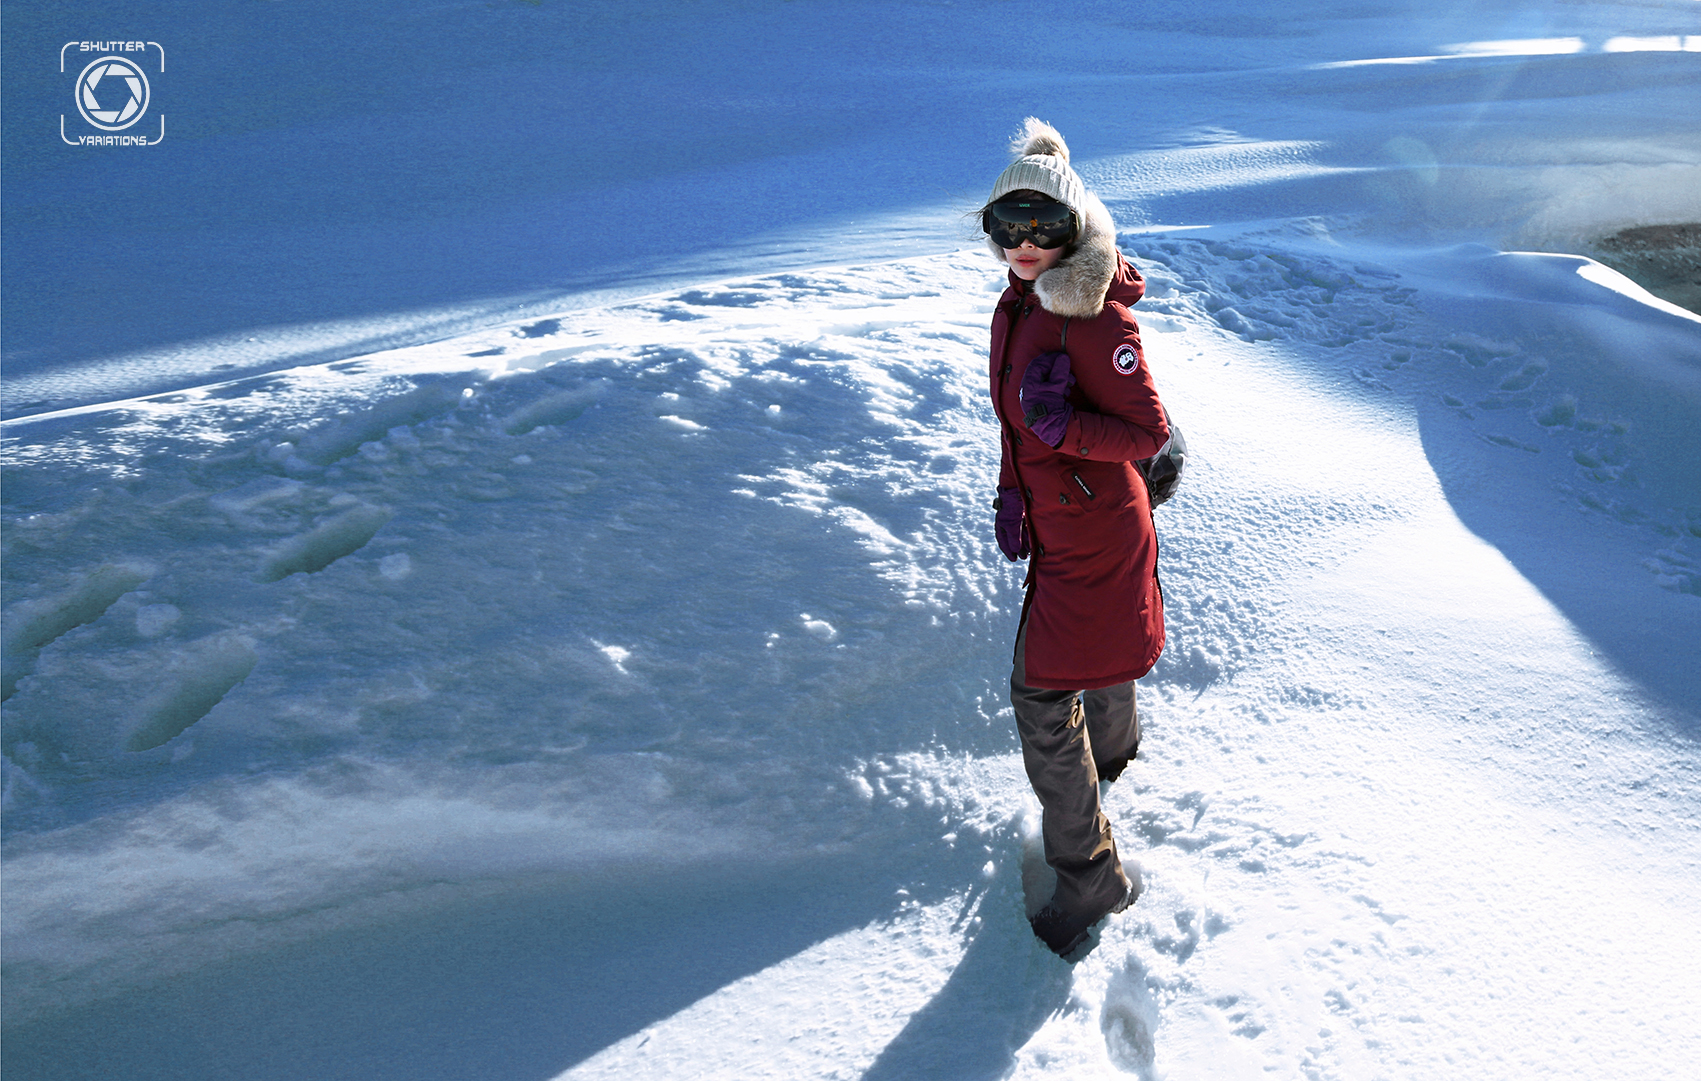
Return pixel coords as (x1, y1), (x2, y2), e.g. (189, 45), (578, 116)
(1011, 117), (1070, 163)
(988, 117), (1086, 216)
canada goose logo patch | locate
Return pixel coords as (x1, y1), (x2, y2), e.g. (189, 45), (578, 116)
(1112, 344), (1140, 375)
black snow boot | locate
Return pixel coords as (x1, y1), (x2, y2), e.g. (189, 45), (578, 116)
(1030, 880), (1137, 958)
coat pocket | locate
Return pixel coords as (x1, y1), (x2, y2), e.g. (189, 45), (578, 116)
(1050, 470), (1095, 515)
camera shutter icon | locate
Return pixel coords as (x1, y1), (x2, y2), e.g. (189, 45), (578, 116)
(75, 56), (150, 131)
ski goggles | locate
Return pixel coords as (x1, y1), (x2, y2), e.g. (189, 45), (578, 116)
(982, 198), (1078, 250)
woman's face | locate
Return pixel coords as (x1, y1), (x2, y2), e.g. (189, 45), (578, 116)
(1004, 240), (1064, 281)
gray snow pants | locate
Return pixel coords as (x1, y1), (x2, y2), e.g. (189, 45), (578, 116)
(1012, 617), (1139, 918)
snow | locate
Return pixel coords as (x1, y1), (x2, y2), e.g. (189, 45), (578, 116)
(3, 1), (1700, 1078)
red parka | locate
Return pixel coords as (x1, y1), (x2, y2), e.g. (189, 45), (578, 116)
(989, 199), (1169, 690)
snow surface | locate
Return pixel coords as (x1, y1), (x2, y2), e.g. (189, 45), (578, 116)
(3, 1), (1700, 1079)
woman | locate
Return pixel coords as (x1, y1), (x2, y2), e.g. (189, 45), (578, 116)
(982, 119), (1169, 957)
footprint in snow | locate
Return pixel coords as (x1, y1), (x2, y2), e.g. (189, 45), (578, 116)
(256, 504), (393, 583)
(1101, 958), (1161, 1079)
(1, 562), (152, 700)
(123, 632), (259, 752)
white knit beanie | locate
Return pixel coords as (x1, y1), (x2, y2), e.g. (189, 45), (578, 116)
(987, 117), (1087, 216)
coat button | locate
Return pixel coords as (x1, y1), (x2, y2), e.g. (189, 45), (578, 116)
(1058, 493), (1068, 505)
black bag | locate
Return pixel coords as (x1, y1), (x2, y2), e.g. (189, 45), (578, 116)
(1136, 410), (1185, 508)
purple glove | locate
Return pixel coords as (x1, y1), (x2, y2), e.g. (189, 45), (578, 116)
(994, 485), (1029, 561)
(1020, 351), (1075, 449)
